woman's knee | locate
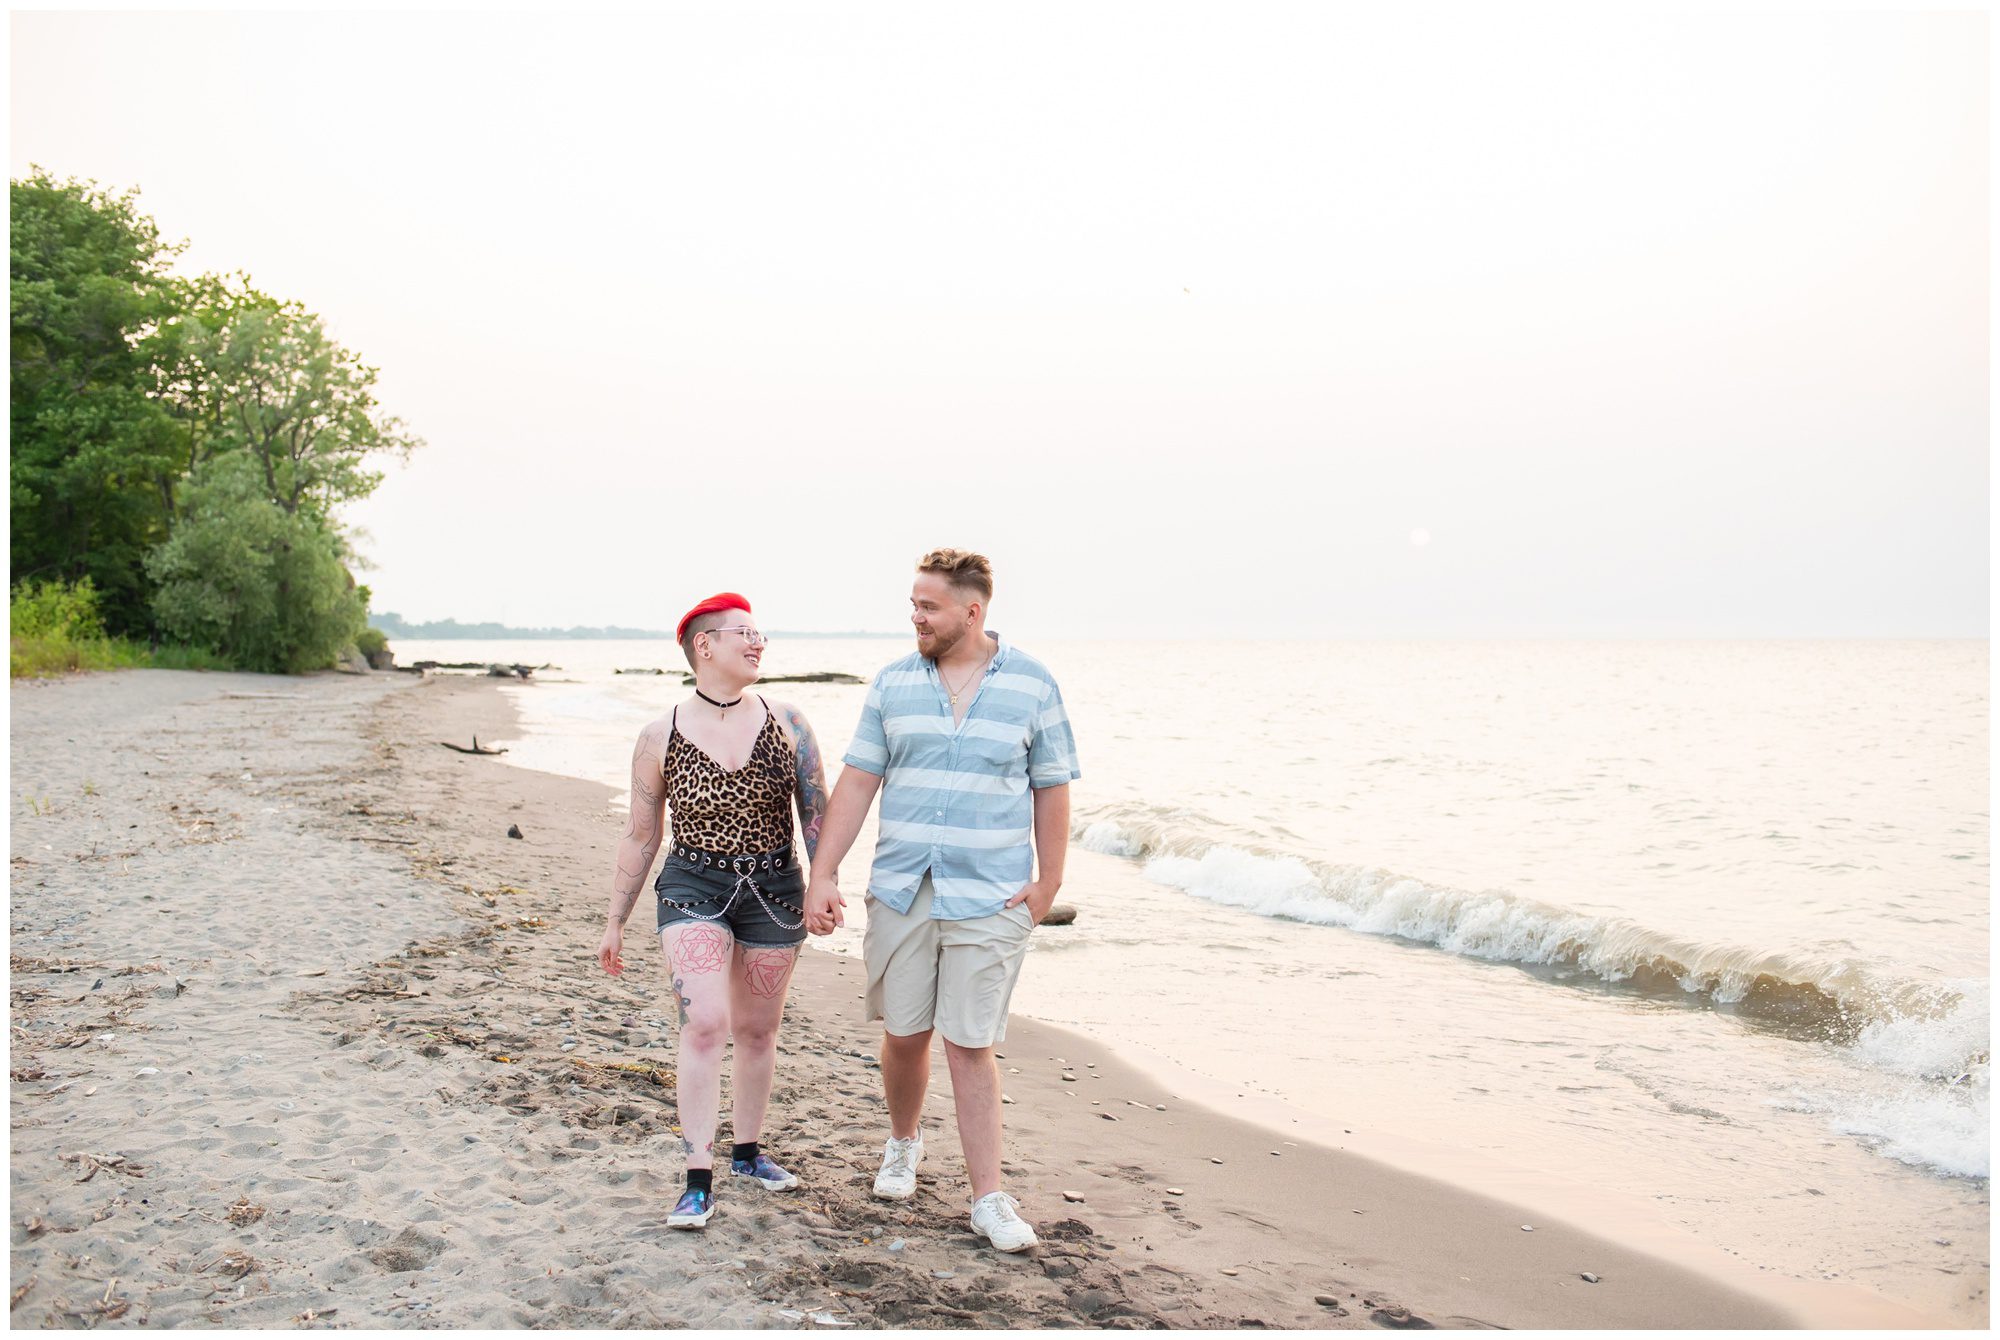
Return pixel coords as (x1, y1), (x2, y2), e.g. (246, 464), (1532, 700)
(679, 1008), (732, 1056)
(734, 1017), (780, 1054)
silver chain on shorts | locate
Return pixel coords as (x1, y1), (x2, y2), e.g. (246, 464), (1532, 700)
(667, 851), (804, 932)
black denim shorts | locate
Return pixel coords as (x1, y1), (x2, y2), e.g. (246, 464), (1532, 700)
(654, 844), (807, 947)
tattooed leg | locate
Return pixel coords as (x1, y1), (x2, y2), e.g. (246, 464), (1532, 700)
(663, 923), (735, 1169)
(727, 943), (800, 1144)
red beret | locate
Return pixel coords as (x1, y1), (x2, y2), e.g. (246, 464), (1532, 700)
(677, 592), (752, 643)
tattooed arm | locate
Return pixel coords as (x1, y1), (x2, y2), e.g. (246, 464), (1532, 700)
(781, 702), (831, 862)
(598, 718), (668, 975)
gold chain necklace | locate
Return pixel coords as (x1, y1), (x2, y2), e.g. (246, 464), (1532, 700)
(940, 647), (992, 708)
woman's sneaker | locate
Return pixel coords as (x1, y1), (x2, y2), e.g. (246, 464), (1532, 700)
(970, 1191), (1038, 1252)
(872, 1132), (924, 1199)
(731, 1152), (800, 1191)
(667, 1186), (715, 1229)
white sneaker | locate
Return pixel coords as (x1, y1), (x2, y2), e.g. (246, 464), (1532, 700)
(872, 1132), (924, 1200)
(970, 1191), (1039, 1252)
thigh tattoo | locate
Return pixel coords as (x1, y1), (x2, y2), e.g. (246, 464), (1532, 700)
(740, 947), (797, 1000)
(672, 923), (732, 974)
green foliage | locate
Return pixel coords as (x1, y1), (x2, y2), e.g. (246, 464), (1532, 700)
(10, 170), (185, 632)
(181, 283), (419, 518)
(9, 632), (232, 679)
(354, 625), (388, 657)
(10, 575), (107, 640)
(10, 171), (421, 667)
(146, 456), (364, 673)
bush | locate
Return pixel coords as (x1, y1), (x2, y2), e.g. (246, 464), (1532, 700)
(10, 577), (108, 641)
(145, 457), (364, 674)
(8, 578), (132, 677)
(355, 626), (388, 657)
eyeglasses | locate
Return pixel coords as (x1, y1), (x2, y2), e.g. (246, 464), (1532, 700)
(703, 626), (769, 648)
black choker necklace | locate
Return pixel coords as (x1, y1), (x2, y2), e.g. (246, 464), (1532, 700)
(696, 689), (744, 711)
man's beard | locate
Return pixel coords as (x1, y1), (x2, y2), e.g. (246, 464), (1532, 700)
(920, 623), (967, 658)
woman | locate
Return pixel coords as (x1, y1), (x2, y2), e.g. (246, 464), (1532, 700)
(597, 592), (832, 1229)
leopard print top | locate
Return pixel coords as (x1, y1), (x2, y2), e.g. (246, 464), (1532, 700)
(663, 700), (797, 854)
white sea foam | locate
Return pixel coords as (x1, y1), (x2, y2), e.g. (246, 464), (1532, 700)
(1080, 820), (1143, 858)
(1817, 983), (1992, 1179)
(1085, 809), (1992, 1182)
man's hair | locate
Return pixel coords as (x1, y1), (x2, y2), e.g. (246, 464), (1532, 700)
(678, 611), (729, 669)
(917, 548), (993, 604)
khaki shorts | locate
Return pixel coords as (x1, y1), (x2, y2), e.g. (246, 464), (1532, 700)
(863, 872), (1033, 1048)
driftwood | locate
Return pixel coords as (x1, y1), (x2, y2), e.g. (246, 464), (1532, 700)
(439, 736), (508, 756)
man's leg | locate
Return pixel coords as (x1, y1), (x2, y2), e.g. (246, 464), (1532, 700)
(936, 899), (1034, 1244)
(942, 1038), (1004, 1200)
(863, 879), (943, 1141)
(881, 1026), (934, 1140)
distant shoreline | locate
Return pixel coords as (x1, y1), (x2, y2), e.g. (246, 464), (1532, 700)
(370, 614), (904, 641)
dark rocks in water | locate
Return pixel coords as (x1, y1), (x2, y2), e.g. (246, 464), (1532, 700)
(678, 671), (866, 685)
(1041, 904), (1078, 926)
(506, 824), (524, 839)
(615, 668), (667, 676)
(414, 661), (550, 675)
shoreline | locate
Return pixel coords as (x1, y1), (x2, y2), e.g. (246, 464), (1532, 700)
(5, 669), (1932, 1327)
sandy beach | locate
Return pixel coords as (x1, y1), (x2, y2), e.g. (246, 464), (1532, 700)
(10, 668), (1887, 1328)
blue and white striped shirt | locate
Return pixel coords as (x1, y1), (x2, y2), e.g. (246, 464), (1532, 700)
(842, 633), (1080, 920)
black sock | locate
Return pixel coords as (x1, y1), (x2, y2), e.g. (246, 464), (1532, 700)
(731, 1141), (760, 1166)
(686, 1168), (713, 1195)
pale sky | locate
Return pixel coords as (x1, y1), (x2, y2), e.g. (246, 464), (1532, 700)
(10, 5), (1988, 639)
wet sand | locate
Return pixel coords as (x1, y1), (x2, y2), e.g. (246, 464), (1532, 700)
(10, 669), (1832, 1327)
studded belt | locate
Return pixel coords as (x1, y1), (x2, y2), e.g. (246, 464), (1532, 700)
(667, 842), (795, 873)
(659, 842), (803, 931)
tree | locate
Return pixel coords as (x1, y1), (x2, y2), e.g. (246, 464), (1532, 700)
(187, 279), (419, 519)
(11, 170), (420, 668)
(145, 455), (366, 673)
(10, 169), (184, 632)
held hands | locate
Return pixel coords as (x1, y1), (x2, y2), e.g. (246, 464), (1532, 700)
(805, 874), (846, 936)
(596, 921), (625, 976)
(1004, 879), (1059, 926)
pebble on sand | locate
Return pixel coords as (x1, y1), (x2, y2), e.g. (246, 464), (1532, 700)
(1063, 1191), (1086, 1203)
(1001, 1095), (1014, 1104)
(1581, 1272), (1600, 1284)
(1315, 1295), (1341, 1307)
(1166, 1187), (1185, 1196)
(1521, 1225), (1534, 1232)
(1099, 1112), (1119, 1121)
(1221, 1268), (1239, 1276)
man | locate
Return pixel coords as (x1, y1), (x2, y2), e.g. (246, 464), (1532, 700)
(805, 548), (1078, 1253)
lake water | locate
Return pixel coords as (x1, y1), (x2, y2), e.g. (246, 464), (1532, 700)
(392, 634), (1989, 1322)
